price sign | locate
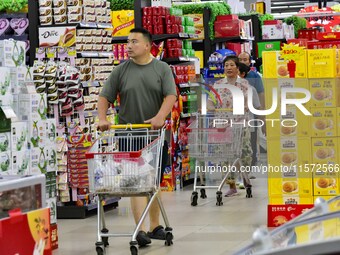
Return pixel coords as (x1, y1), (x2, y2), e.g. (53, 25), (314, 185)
(280, 43), (305, 62)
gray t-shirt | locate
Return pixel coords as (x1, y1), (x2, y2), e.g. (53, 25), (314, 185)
(100, 58), (177, 124)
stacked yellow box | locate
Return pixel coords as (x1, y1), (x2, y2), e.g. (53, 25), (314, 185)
(264, 48), (340, 227)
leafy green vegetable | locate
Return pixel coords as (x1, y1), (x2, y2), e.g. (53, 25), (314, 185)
(259, 13), (274, 27)
(284, 16), (307, 38)
(109, 0), (134, 11)
(175, 2), (231, 40)
(0, 0), (27, 12)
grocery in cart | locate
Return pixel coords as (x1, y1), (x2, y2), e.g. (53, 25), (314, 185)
(86, 124), (173, 255)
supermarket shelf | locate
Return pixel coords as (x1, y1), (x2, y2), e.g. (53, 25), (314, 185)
(162, 56), (198, 63)
(112, 36), (128, 42)
(258, 38), (287, 43)
(178, 82), (201, 88)
(212, 36), (255, 44)
(152, 33), (194, 41)
(77, 52), (115, 58)
(84, 109), (115, 117)
(57, 197), (120, 219)
(181, 112), (197, 118)
(39, 22), (112, 29)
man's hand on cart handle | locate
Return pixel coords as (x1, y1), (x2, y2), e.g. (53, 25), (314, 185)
(97, 119), (112, 132)
(144, 115), (164, 130)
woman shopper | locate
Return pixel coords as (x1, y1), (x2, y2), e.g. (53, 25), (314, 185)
(207, 55), (262, 197)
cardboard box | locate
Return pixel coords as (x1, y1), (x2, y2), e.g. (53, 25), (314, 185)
(309, 78), (340, 107)
(307, 49), (340, 78)
(0, 132), (11, 153)
(225, 42), (242, 55)
(38, 26), (76, 47)
(316, 32), (340, 41)
(11, 121), (28, 152)
(263, 51), (308, 78)
(267, 138), (312, 176)
(0, 40), (26, 67)
(0, 67), (12, 106)
(46, 197), (57, 224)
(18, 93), (47, 122)
(262, 24), (284, 40)
(311, 137), (338, 165)
(308, 41), (340, 49)
(214, 20), (243, 38)
(194, 26), (204, 40)
(264, 20), (282, 25)
(11, 150), (30, 175)
(269, 195), (314, 205)
(0, 207), (51, 255)
(268, 178), (313, 196)
(111, 10), (135, 36)
(0, 151), (11, 174)
(311, 108), (337, 137)
(267, 204), (314, 227)
(257, 41), (281, 58)
(313, 175), (338, 196)
(216, 14), (238, 21)
(186, 14), (203, 27)
(266, 107), (311, 138)
(287, 38), (309, 47)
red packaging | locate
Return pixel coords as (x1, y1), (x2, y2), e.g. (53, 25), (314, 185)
(153, 16), (162, 25)
(176, 39), (182, 48)
(152, 6), (161, 16)
(159, 6), (166, 16)
(165, 7), (170, 15)
(177, 48), (182, 56)
(225, 42), (242, 55)
(143, 16), (152, 26)
(267, 204), (314, 227)
(0, 208), (52, 255)
(183, 65), (188, 74)
(50, 223), (59, 250)
(154, 25), (164, 34)
(145, 25), (153, 34)
(307, 40), (340, 49)
(163, 48), (167, 58)
(112, 44), (118, 59)
(167, 39), (173, 48)
(264, 20), (282, 25)
(142, 7), (152, 16)
(216, 14), (238, 21)
(172, 24), (179, 34)
(287, 39), (308, 47)
(183, 74), (189, 83)
(166, 24), (172, 34)
(165, 15), (171, 24)
(298, 29), (318, 40)
(214, 20), (241, 38)
(170, 15), (176, 24)
(316, 32), (340, 41)
(176, 16), (182, 25)
(168, 48), (175, 58)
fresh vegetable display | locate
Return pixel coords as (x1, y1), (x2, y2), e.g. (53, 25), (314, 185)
(284, 16), (307, 38)
(175, 2), (231, 40)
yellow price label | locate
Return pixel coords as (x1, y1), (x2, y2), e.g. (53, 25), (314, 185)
(280, 43), (305, 62)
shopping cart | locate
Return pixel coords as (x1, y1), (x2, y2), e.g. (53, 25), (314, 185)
(187, 112), (252, 207)
(233, 196), (340, 255)
(86, 124), (173, 255)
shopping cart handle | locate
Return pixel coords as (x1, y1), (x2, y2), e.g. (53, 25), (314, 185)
(110, 124), (152, 129)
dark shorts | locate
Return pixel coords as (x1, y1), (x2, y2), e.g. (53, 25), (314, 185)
(118, 137), (168, 185)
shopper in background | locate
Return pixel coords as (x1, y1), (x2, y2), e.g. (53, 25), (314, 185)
(97, 28), (177, 247)
(238, 52), (265, 178)
(207, 55), (261, 197)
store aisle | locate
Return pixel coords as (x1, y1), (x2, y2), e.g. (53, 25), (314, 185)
(55, 172), (268, 255)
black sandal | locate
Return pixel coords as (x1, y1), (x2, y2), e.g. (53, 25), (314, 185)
(147, 225), (166, 240)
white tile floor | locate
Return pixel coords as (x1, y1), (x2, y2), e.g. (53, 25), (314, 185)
(54, 170), (268, 255)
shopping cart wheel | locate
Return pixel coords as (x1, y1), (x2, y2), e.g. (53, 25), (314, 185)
(101, 228), (109, 247)
(216, 191), (223, 206)
(164, 231), (174, 246)
(200, 188), (207, 199)
(95, 245), (105, 255)
(130, 245), (138, 255)
(246, 187), (252, 198)
(191, 191), (198, 206)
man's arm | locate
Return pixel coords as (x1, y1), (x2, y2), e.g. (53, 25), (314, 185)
(144, 95), (177, 129)
(97, 96), (112, 131)
(258, 92), (265, 110)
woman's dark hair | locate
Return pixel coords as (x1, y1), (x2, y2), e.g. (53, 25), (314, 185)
(223, 55), (240, 67)
(239, 62), (250, 77)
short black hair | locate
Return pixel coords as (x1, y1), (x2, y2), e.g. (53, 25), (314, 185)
(239, 62), (250, 76)
(129, 28), (152, 44)
(223, 55), (240, 67)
